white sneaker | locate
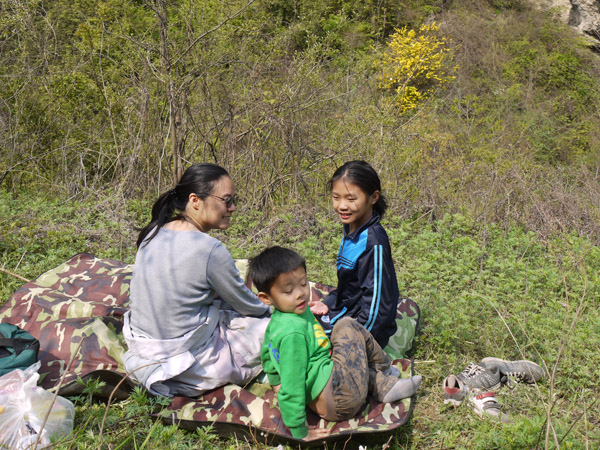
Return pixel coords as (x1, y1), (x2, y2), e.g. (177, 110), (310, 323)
(468, 391), (511, 423)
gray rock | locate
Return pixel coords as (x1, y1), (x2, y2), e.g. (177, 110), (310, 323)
(531, 0), (600, 44)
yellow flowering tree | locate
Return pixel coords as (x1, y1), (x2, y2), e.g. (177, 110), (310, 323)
(375, 22), (457, 113)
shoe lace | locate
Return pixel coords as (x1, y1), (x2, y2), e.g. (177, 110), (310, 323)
(505, 371), (526, 381)
(460, 363), (485, 378)
(503, 375), (517, 389)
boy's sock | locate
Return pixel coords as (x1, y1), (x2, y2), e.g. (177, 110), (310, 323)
(381, 375), (422, 403)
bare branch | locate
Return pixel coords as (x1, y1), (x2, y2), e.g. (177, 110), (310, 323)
(171, 0), (257, 67)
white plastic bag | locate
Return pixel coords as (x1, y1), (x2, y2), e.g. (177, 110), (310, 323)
(0, 361), (75, 449)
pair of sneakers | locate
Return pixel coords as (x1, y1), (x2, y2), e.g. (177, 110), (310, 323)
(443, 364), (508, 422)
(443, 357), (544, 422)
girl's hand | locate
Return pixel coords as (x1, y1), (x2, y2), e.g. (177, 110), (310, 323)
(309, 300), (329, 316)
(303, 427), (330, 441)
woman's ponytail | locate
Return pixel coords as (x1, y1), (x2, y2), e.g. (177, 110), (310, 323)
(136, 163), (230, 249)
(136, 190), (184, 248)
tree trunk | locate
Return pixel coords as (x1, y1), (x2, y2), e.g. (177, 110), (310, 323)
(154, 0), (183, 183)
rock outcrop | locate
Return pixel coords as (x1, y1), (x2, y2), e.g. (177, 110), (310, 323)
(531, 0), (600, 43)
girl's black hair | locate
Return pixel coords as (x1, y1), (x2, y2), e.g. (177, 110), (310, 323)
(327, 160), (387, 217)
(136, 163), (230, 249)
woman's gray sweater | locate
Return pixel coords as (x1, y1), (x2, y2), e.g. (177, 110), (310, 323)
(129, 227), (268, 340)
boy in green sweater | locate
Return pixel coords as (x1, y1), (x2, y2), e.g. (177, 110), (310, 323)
(249, 246), (422, 441)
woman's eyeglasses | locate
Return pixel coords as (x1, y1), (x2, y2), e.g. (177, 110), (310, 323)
(208, 194), (237, 208)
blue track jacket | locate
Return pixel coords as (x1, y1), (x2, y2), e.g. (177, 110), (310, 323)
(322, 212), (399, 347)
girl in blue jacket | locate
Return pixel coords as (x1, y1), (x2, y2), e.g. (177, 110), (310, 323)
(309, 160), (399, 348)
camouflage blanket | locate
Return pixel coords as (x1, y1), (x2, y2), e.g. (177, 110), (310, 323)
(0, 253), (420, 446)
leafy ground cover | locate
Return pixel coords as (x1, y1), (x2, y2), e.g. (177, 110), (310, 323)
(1, 191), (598, 449)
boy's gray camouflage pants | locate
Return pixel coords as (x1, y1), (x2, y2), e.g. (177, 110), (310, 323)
(327, 317), (398, 420)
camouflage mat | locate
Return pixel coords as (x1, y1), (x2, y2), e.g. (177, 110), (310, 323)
(0, 253), (420, 446)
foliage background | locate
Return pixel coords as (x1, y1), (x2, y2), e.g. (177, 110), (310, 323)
(2, 0), (599, 240)
(1, 0), (599, 448)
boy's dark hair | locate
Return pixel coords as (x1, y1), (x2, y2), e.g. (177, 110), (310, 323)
(327, 160), (388, 218)
(249, 246), (306, 294)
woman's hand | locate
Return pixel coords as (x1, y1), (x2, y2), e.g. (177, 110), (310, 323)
(303, 427), (330, 441)
(309, 300), (329, 316)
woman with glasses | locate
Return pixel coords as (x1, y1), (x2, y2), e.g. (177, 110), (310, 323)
(123, 163), (270, 397)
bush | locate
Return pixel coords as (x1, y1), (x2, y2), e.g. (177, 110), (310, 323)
(374, 22), (457, 113)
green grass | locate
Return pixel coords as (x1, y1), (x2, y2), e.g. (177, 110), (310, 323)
(1, 192), (599, 449)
